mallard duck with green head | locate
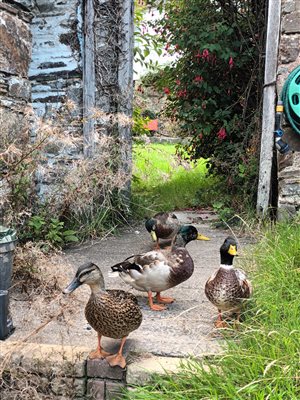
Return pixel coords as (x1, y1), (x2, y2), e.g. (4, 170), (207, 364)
(63, 262), (142, 368)
(145, 212), (180, 249)
(111, 225), (210, 311)
(205, 237), (252, 328)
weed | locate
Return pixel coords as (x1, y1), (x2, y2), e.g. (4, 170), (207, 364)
(24, 216), (78, 247)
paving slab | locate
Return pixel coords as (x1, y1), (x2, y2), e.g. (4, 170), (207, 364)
(6, 211), (251, 362)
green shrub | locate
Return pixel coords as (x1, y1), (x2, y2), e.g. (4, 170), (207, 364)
(25, 215), (78, 247)
(145, 0), (266, 208)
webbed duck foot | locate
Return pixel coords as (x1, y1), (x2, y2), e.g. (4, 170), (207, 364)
(90, 334), (112, 359)
(106, 353), (126, 369)
(156, 293), (175, 304)
(214, 310), (229, 329)
(214, 319), (229, 329)
(150, 303), (167, 311)
(148, 291), (167, 311)
(106, 337), (127, 368)
(89, 348), (112, 359)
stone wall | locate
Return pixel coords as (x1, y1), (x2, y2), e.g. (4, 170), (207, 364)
(0, 0), (134, 210)
(29, 0), (82, 118)
(277, 0), (300, 219)
(28, 0), (84, 199)
(0, 1), (32, 218)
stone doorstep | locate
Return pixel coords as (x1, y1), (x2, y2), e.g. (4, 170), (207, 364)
(126, 353), (220, 386)
(126, 354), (184, 386)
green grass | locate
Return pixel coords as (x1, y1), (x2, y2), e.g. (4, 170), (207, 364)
(126, 218), (300, 399)
(131, 143), (222, 216)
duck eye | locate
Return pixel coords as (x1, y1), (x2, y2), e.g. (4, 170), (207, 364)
(79, 270), (92, 279)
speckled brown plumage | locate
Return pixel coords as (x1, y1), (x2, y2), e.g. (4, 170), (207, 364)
(85, 289), (142, 339)
(205, 237), (252, 326)
(63, 262), (142, 367)
(205, 267), (251, 311)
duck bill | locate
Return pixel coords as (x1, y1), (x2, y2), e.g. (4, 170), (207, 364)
(63, 277), (82, 294)
(150, 230), (157, 242)
(197, 234), (210, 241)
(228, 245), (237, 256)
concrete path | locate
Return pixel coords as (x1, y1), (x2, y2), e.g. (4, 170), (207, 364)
(8, 210), (250, 361)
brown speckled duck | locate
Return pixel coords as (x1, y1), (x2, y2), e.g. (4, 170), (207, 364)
(63, 262), (142, 368)
(111, 225), (210, 311)
(145, 212), (180, 249)
(205, 237), (252, 328)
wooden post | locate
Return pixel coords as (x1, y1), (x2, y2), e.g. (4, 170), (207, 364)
(117, 0), (134, 197)
(256, 0), (281, 216)
(83, 0), (95, 158)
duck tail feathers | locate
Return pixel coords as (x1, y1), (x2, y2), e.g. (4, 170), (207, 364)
(111, 262), (126, 273)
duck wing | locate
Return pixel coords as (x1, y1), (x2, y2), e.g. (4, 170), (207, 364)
(107, 289), (139, 305)
(111, 250), (174, 291)
(235, 268), (252, 298)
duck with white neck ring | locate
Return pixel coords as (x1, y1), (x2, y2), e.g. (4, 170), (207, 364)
(63, 262), (142, 368)
(205, 237), (252, 328)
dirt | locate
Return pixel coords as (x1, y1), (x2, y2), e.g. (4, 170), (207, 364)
(6, 210), (252, 359)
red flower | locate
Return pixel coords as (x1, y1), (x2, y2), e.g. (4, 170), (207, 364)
(217, 127), (227, 140)
(195, 51), (202, 62)
(202, 49), (210, 60)
(175, 44), (180, 50)
(165, 43), (170, 51)
(178, 89), (187, 98)
(194, 75), (203, 83)
(199, 133), (203, 139)
(229, 56), (234, 69)
(176, 79), (181, 85)
(163, 87), (170, 95)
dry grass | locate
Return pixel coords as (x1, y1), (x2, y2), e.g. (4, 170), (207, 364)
(1, 101), (132, 241)
(0, 242), (85, 399)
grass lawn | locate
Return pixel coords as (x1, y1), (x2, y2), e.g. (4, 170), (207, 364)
(125, 219), (300, 399)
(131, 143), (221, 216)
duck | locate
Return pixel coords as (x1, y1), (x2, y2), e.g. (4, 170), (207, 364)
(205, 236), (252, 328)
(111, 225), (210, 311)
(63, 262), (142, 368)
(145, 212), (180, 249)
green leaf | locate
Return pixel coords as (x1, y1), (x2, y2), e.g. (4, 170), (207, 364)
(64, 235), (79, 243)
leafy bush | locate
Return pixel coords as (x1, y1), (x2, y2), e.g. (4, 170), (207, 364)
(145, 0), (266, 208)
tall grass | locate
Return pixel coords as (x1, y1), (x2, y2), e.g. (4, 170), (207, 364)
(131, 143), (221, 216)
(126, 219), (300, 399)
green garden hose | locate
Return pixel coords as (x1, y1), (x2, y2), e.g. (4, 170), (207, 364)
(281, 65), (300, 135)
